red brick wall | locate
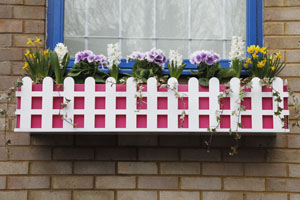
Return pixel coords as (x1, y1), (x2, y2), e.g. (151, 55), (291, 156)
(0, 0), (300, 200)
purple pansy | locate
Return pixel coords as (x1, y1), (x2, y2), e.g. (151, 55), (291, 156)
(189, 50), (220, 66)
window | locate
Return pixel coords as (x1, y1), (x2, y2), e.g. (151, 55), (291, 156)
(47, 0), (263, 73)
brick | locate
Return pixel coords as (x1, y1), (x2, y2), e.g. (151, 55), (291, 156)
(30, 191), (71, 200)
(53, 148), (93, 160)
(0, 147), (8, 160)
(96, 176), (136, 189)
(264, 0), (284, 6)
(74, 191), (114, 200)
(291, 194), (300, 200)
(0, 0), (23, 4)
(118, 135), (157, 146)
(268, 178), (300, 192)
(203, 192), (243, 200)
(118, 162), (158, 174)
(6, 133), (30, 145)
(31, 161), (72, 174)
(181, 149), (221, 161)
(0, 20), (22, 33)
(288, 79), (300, 92)
(264, 22), (284, 35)
(11, 61), (24, 74)
(160, 162), (200, 175)
(289, 164), (300, 177)
(0, 6), (12, 18)
(280, 65), (300, 76)
(286, 0), (300, 6)
(118, 191), (157, 200)
(223, 149), (265, 162)
(139, 148), (178, 161)
(267, 149), (300, 163)
(31, 135), (73, 146)
(0, 161), (28, 174)
(244, 135), (286, 148)
(0, 48), (23, 61)
(75, 135), (116, 146)
(0, 34), (12, 47)
(0, 191), (27, 200)
(159, 135), (200, 147)
(14, 34), (44, 47)
(245, 164), (287, 177)
(7, 176), (49, 189)
(286, 51), (300, 63)
(286, 22), (300, 35)
(264, 37), (300, 49)
(13, 6), (45, 19)
(0, 61), (11, 75)
(246, 193), (287, 200)
(9, 147), (51, 160)
(202, 163), (243, 176)
(160, 191), (199, 200)
(288, 135), (300, 148)
(181, 177), (221, 190)
(0, 176), (5, 189)
(74, 161), (115, 174)
(24, 0), (46, 6)
(264, 8), (300, 21)
(0, 76), (19, 90)
(96, 147), (136, 160)
(138, 176), (178, 189)
(201, 136), (236, 148)
(224, 178), (265, 191)
(24, 20), (44, 33)
(52, 176), (93, 189)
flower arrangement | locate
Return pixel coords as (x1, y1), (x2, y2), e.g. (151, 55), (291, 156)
(50, 43), (70, 84)
(23, 38), (52, 83)
(229, 36), (245, 78)
(68, 50), (108, 83)
(128, 48), (168, 83)
(107, 43), (121, 83)
(168, 50), (186, 79)
(190, 50), (235, 86)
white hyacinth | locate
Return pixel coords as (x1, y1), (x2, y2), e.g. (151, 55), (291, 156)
(107, 43), (121, 69)
(54, 43), (69, 69)
(229, 36), (245, 60)
(169, 50), (183, 68)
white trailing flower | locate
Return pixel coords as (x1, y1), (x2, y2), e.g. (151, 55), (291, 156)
(54, 43), (69, 69)
(107, 43), (121, 69)
(229, 36), (245, 60)
(169, 50), (183, 68)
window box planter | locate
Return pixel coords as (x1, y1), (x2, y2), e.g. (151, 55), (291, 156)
(15, 77), (289, 133)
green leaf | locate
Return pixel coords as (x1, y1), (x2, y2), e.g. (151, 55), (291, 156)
(198, 78), (209, 86)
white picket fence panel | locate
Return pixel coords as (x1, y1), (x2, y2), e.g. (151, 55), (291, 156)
(14, 77), (289, 133)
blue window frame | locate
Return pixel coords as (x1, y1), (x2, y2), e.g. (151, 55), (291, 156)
(47, 0), (263, 75)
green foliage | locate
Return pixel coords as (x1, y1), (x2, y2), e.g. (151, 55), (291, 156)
(168, 62), (186, 80)
(50, 51), (70, 84)
(67, 61), (108, 84)
(230, 58), (244, 78)
(109, 64), (120, 83)
(190, 62), (236, 86)
(131, 60), (167, 83)
(24, 48), (52, 83)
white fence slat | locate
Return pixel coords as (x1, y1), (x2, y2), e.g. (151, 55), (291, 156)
(42, 77), (54, 129)
(20, 77), (33, 130)
(126, 77), (137, 129)
(63, 77), (75, 130)
(188, 78), (199, 130)
(272, 77), (284, 131)
(167, 78), (179, 130)
(106, 77), (116, 130)
(230, 78), (241, 131)
(251, 78), (263, 132)
(147, 77), (157, 130)
(85, 77), (96, 129)
(209, 78), (220, 130)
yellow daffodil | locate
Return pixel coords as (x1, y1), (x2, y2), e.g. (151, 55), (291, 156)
(271, 66), (275, 71)
(22, 62), (28, 70)
(34, 37), (41, 44)
(260, 46), (267, 54)
(275, 51), (282, 59)
(29, 54), (35, 59)
(263, 58), (267, 63)
(255, 45), (261, 54)
(252, 53), (258, 59)
(257, 61), (265, 68)
(246, 58), (252, 64)
(42, 49), (49, 56)
(247, 45), (256, 54)
(244, 63), (249, 68)
(25, 50), (30, 57)
(27, 38), (34, 46)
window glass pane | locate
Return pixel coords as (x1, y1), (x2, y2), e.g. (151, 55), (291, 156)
(122, 0), (153, 38)
(156, 0), (189, 39)
(64, 0), (246, 59)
